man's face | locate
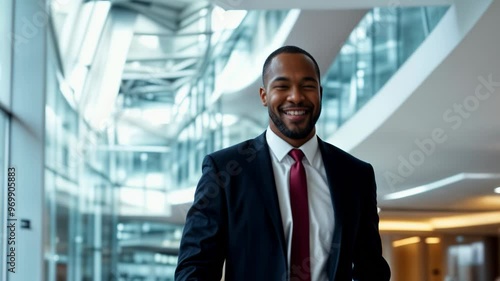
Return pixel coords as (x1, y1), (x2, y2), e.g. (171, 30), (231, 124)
(260, 53), (322, 144)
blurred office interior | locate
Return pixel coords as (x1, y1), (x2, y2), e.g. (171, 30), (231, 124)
(1, 0), (500, 280)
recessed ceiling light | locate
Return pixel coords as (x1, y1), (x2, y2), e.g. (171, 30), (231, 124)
(425, 237), (441, 244)
(392, 237), (421, 248)
(494, 187), (500, 194)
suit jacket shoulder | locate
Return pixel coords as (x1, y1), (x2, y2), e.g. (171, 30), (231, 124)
(317, 137), (373, 170)
(207, 132), (268, 167)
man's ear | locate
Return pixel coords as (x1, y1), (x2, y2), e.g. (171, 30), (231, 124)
(259, 87), (267, 106)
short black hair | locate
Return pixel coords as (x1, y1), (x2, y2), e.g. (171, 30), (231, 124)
(261, 45), (321, 86)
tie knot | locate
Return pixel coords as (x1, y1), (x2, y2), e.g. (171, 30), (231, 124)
(289, 149), (304, 162)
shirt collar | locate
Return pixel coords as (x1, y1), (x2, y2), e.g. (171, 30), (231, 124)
(266, 126), (319, 164)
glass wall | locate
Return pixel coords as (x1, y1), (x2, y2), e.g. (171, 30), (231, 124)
(317, 6), (449, 137)
(43, 0), (292, 278)
(169, 9), (289, 190)
(111, 8), (290, 280)
(45, 8), (116, 279)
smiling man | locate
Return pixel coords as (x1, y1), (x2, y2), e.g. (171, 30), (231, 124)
(175, 46), (390, 281)
(261, 50), (322, 147)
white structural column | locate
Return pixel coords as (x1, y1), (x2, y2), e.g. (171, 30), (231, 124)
(9, 0), (46, 280)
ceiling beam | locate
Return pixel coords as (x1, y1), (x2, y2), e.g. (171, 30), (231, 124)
(179, 1), (209, 20)
(95, 145), (170, 153)
(171, 76), (193, 89)
(127, 84), (175, 94)
(170, 58), (198, 72)
(127, 54), (202, 61)
(118, 2), (179, 30)
(135, 31), (213, 37)
(122, 69), (196, 80)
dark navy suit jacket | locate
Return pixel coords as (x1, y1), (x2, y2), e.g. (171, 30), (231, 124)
(175, 132), (390, 281)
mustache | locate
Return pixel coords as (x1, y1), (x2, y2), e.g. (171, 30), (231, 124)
(279, 103), (313, 111)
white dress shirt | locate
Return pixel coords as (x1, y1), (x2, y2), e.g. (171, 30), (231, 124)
(266, 128), (334, 281)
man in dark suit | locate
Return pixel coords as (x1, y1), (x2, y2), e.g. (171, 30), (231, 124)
(175, 46), (390, 281)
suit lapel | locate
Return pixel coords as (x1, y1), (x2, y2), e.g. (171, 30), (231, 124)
(250, 134), (346, 277)
(252, 133), (287, 260)
(318, 137), (344, 280)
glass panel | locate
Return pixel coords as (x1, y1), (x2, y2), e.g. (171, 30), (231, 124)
(47, 3), (293, 280)
(111, 7), (292, 280)
(318, 6), (450, 137)
(0, 0), (13, 107)
(373, 8), (399, 92)
(426, 6), (450, 31)
(447, 241), (486, 281)
(398, 8), (427, 64)
(46, 20), (117, 280)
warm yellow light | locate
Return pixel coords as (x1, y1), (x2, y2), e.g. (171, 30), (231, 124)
(393, 237), (421, 248)
(425, 237), (440, 244)
(431, 211), (500, 229)
(379, 220), (433, 232)
(463, 196), (500, 208)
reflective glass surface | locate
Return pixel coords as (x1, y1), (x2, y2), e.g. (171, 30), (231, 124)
(317, 6), (450, 137)
(45, 0), (291, 279)
(0, 0), (12, 107)
(46, 23), (116, 279)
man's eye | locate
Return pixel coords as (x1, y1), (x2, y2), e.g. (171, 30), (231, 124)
(274, 85), (288, 89)
(303, 85), (316, 89)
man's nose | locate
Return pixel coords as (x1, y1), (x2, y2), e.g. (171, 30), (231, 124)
(287, 86), (305, 103)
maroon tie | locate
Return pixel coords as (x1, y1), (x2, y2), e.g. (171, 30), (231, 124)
(288, 149), (311, 281)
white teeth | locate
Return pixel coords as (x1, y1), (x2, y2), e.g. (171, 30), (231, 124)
(285, 110), (306, 116)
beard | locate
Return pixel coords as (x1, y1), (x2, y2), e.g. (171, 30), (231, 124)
(268, 105), (321, 140)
